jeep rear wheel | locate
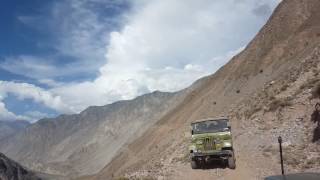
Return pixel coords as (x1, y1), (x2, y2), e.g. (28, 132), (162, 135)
(228, 156), (236, 169)
(191, 160), (199, 169)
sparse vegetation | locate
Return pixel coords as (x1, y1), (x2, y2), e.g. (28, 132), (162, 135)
(312, 82), (320, 98)
(244, 106), (262, 119)
(268, 97), (293, 112)
(312, 68), (319, 76)
(300, 78), (320, 90)
(280, 84), (289, 91)
(236, 90), (240, 94)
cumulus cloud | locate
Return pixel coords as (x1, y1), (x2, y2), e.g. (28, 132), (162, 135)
(4, 0), (130, 81)
(0, 0), (281, 121)
(48, 0), (280, 112)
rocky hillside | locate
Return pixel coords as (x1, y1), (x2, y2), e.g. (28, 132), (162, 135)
(0, 120), (30, 141)
(0, 91), (186, 178)
(0, 152), (40, 180)
(86, 0), (320, 179)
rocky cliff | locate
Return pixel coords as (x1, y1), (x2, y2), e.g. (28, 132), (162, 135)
(0, 152), (40, 180)
(87, 0), (320, 179)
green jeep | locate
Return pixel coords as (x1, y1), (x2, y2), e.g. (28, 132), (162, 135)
(189, 118), (236, 169)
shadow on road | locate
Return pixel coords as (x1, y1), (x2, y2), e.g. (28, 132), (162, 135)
(199, 160), (227, 170)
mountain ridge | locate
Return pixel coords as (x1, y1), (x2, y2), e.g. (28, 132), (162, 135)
(85, 0), (320, 179)
(0, 90), (186, 177)
(0, 120), (30, 141)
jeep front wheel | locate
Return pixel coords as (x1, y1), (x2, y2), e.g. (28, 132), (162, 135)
(191, 160), (199, 169)
(228, 156), (236, 169)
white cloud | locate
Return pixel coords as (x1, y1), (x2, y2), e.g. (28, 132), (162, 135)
(0, 0), (281, 121)
(49, 0), (280, 112)
(0, 81), (74, 114)
(23, 111), (52, 122)
(0, 102), (31, 121)
(38, 79), (64, 88)
(0, 56), (58, 79)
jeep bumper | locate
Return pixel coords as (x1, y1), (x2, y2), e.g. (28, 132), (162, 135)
(191, 150), (233, 162)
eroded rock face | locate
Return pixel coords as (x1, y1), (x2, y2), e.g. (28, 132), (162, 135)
(0, 153), (40, 180)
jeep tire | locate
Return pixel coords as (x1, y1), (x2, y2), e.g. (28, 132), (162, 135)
(228, 155), (236, 169)
(191, 160), (199, 169)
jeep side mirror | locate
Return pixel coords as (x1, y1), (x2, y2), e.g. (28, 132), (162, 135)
(227, 121), (231, 130)
(191, 130), (194, 135)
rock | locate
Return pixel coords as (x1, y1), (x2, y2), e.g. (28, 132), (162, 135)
(269, 81), (275, 86)
(0, 152), (40, 180)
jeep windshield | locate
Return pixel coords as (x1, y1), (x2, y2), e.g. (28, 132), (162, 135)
(192, 119), (229, 134)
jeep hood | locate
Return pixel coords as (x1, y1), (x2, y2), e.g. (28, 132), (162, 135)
(191, 131), (231, 140)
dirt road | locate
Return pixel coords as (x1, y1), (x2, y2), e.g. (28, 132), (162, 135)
(170, 157), (255, 180)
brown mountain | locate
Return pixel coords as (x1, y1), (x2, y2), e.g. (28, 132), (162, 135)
(86, 0), (320, 179)
(0, 120), (30, 141)
(0, 91), (186, 178)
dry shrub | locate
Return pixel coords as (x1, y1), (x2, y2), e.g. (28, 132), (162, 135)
(280, 84), (289, 91)
(300, 78), (320, 90)
(268, 97), (292, 112)
(244, 106), (262, 119)
(312, 82), (320, 98)
(313, 68), (319, 76)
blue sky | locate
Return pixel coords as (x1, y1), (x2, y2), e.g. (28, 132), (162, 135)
(0, 0), (280, 122)
(0, 0), (129, 83)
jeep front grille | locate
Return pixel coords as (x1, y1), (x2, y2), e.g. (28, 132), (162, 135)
(203, 137), (216, 150)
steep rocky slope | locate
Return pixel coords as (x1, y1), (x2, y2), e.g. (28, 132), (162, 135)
(0, 91), (185, 178)
(0, 152), (40, 180)
(0, 120), (30, 141)
(87, 0), (320, 179)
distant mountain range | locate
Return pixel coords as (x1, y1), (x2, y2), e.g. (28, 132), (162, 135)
(0, 120), (30, 141)
(0, 90), (187, 177)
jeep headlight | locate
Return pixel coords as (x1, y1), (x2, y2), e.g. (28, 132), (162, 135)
(193, 149), (198, 153)
(196, 140), (203, 145)
(223, 142), (232, 147)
